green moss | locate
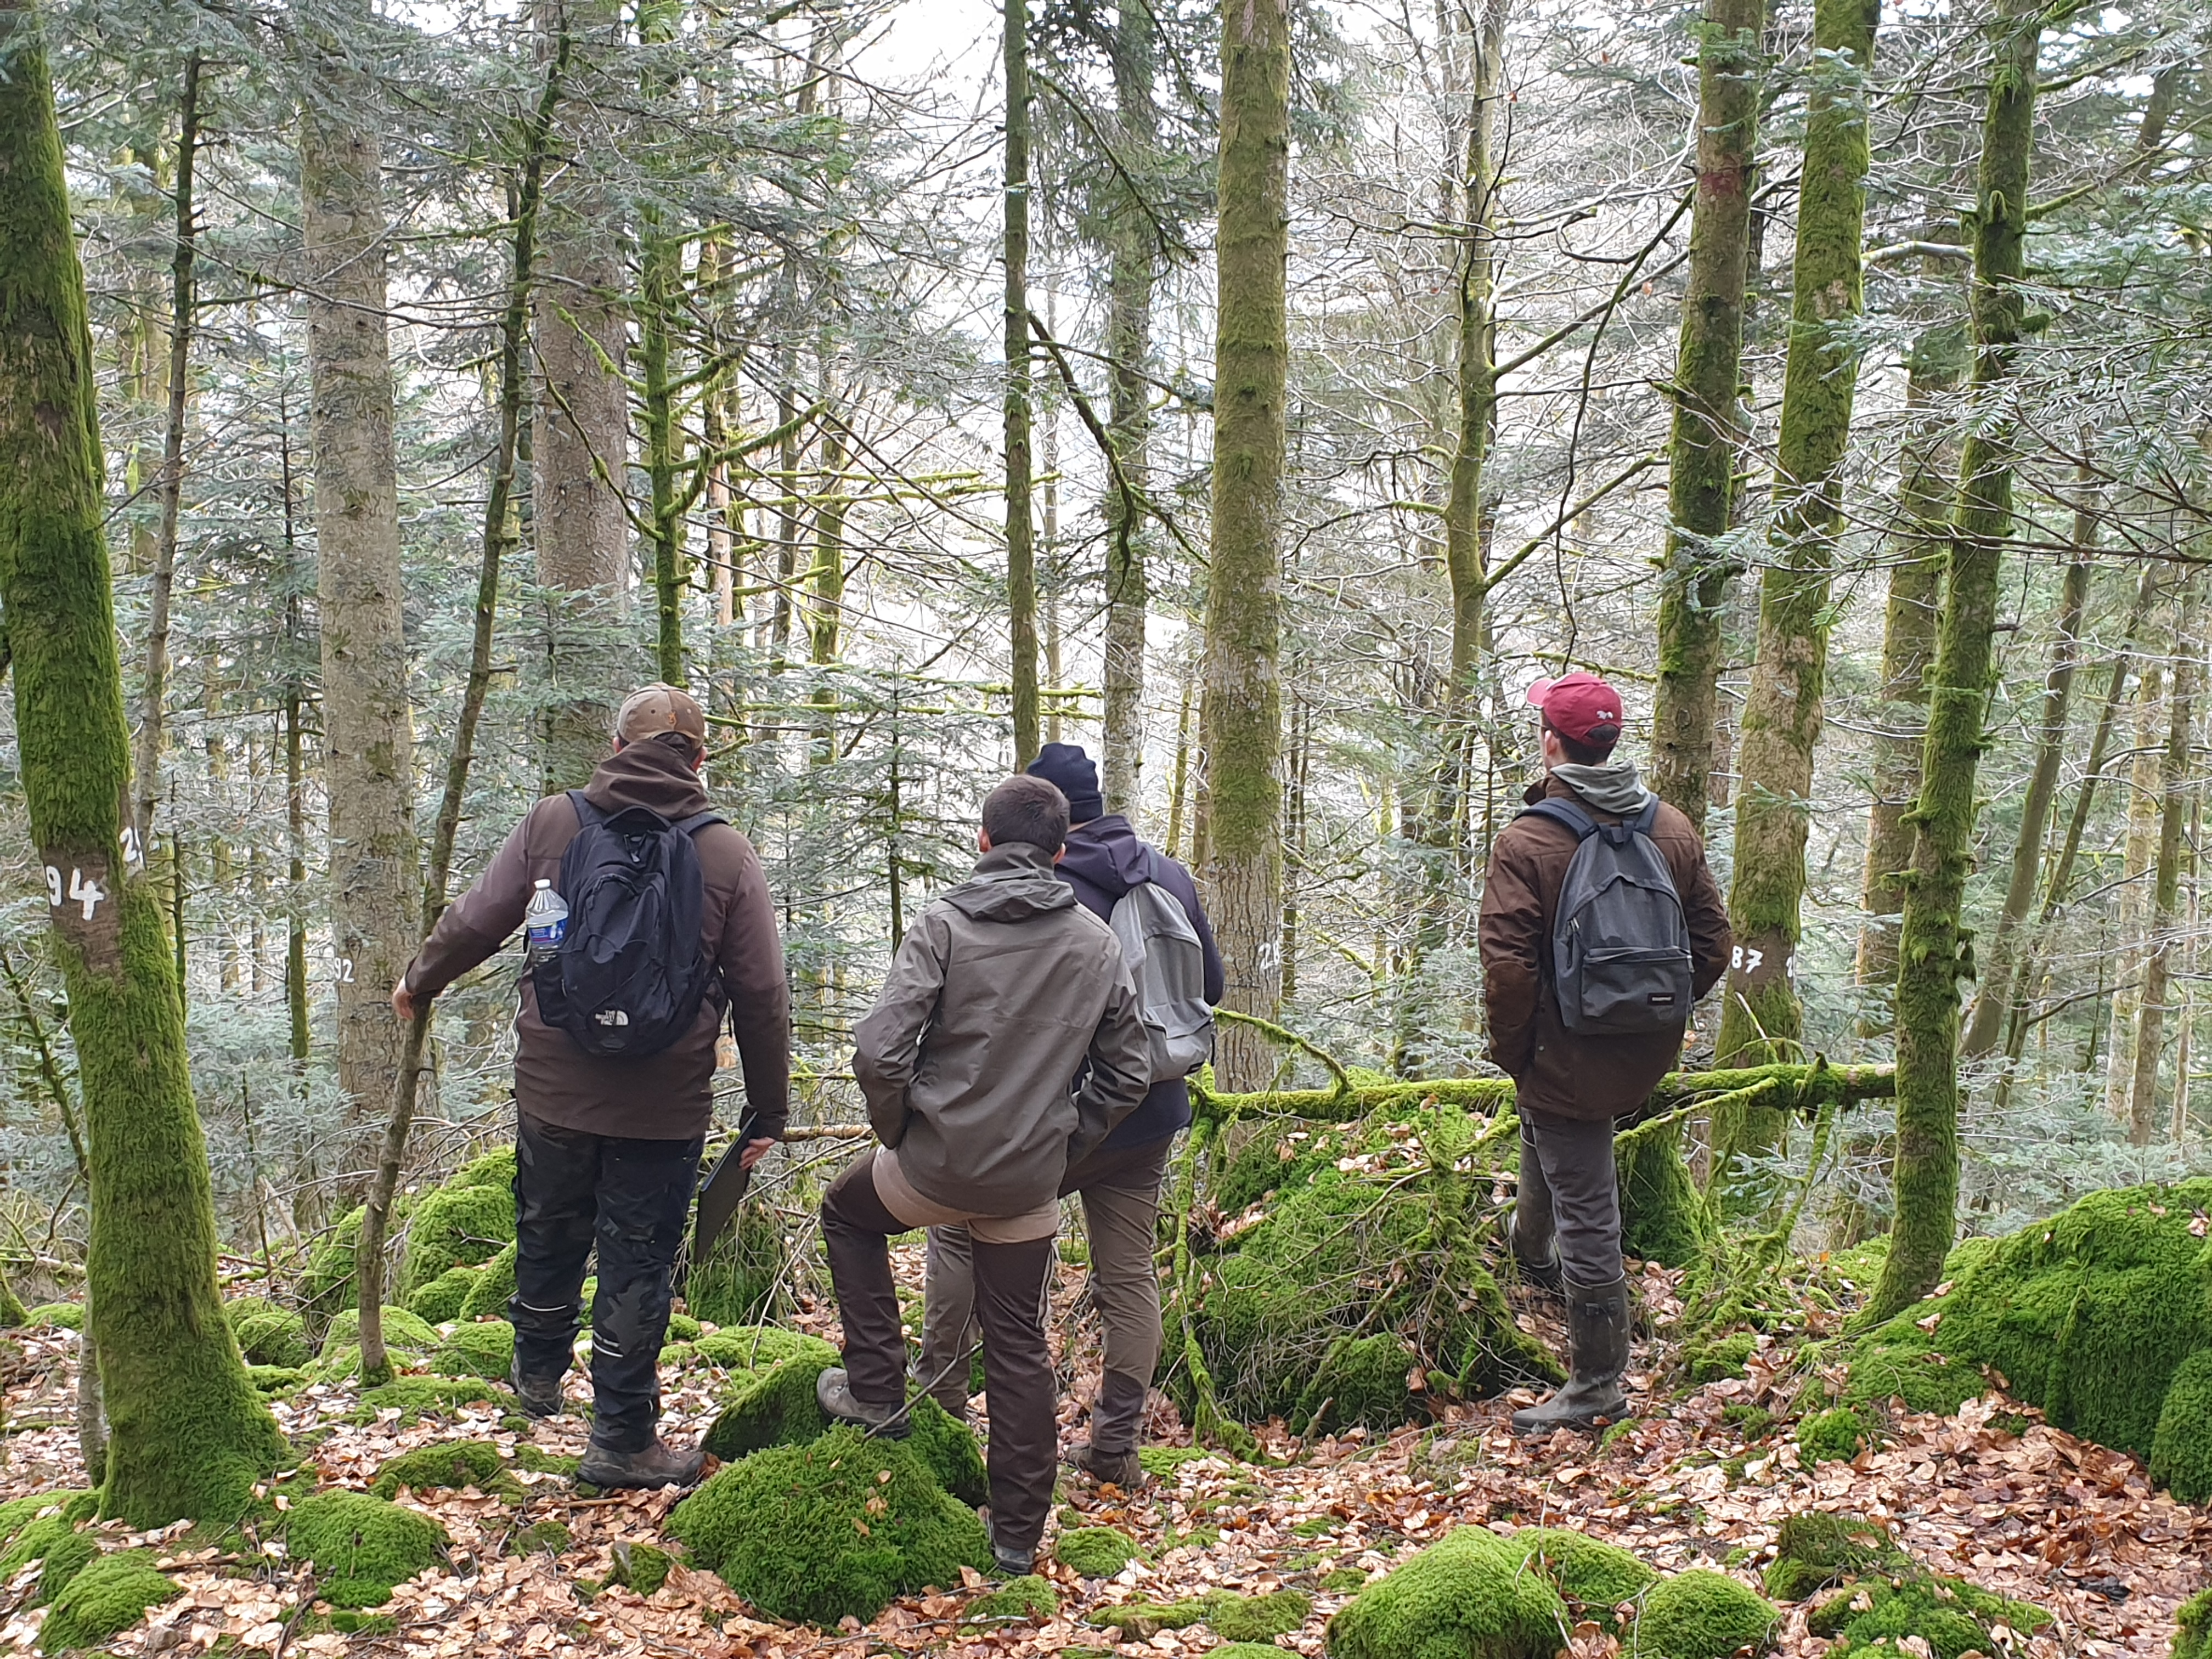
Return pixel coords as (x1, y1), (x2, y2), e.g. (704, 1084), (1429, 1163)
(691, 1326), (837, 1373)
(1515, 1528), (1660, 1627)
(1090, 1598), (1208, 1638)
(430, 1319), (516, 1384)
(665, 1313), (701, 1342)
(405, 1266), (480, 1326)
(698, 1347), (837, 1460)
(1054, 1526), (1139, 1577)
(0, 1269), (27, 1327)
(34, 1530), (98, 1603)
(449, 1146), (516, 1190)
(370, 1440), (520, 1500)
(231, 1306), (313, 1370)
(1808, 1573), (2050, 1659)
(1618, 1119), (1714, 1268)
(2149, 1350), (2212, 1504)
(1209, 1587), (1312, 1640)
(1797, 1408), (1872, 1465)
(0, 1516), (81, 1592)
(285, 1491), (448, 1608)
(610, 1540), (673, 1595)
(458, 1243), (516, 1322)
(399, 1182), (517, 1301)
(686, 1203), (789, 1327)
(1322, 1566), (1370, 1592)
(1629, 1570), (1776, 1659)
(507, 1520), (571, 1556)
(359, 1376), (511, 1419)
(967, 1573), (1059, 1620)
(1841, 1320), (1985, 1417)
(25, 1304), (82, 1331)
(322, 1306), (441, 1356)
(1139, 1445), (1210, 1477)
(666, 1425), (994, 1625)
(2172, 1588), (2210, 1659)
(1763, 1513), (1903, 1602)
(905, 1396), (989, 1507)
(302, 1206), (368, 1318)
(1217, 1647), (1307, 1659)
(35, 1550), (179, 1651)
(0, 1493), (89, 1553)
(1685, 1333), (1757, 1385)
(1325, 1524), (1572, 1659)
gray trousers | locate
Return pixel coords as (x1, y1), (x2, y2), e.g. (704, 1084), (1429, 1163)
(918, 1135), (1174, 1455)
(1516, 1107), (1623, 1285)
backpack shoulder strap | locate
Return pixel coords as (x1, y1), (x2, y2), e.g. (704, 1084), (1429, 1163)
(1517, 797), (1599, 840)
(566, 789), (604, 827)
(673, 809), (727, 837)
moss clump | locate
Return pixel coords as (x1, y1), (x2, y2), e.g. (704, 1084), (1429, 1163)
(25, 1304), (82, 1331)
(1628, 1570), (1776, 1659)
(1840, 1322), (1984, 1418)
(228, 1302), (313, 1370)
(2172, 1588), (2210, 1659)
(1321, 1566), (1369, 1592)
(698, 1348), (837, 1461)
(609, 1540), (673, 1596)
(1807, 1573), (2050, 1659)
(405, 1267), (480, 1326)
(691, 1326), (836, 1373)
(430, 1320), (516, 1384)
(967, 1573), (1059, 1620)
(301, 1206), (370, 1317)
(1797, 1408), (1872, 1466)
(286, 1492), (448, 1607)
(905, 1396), (990, 1508)
(1091, 1599), (1208, 1638)
(1217, 1648), (1307, 1659)
(449, 1146), (516, 1190)
(399, 1182), (517, 1301)
(370, 1441), (519, 1500)
(1326, 1524), (1572, 1659)
(1302, 1333), (1428, 1436)
(1516, 1527), (1660, 1627)
(685, 1201), (789, 1327)
(246, 1365), (308, 1397)
(666, 1425), (994, 1625)
(36, 1550), (179, 1651)
(458, 1243), (517, 1323)
(1209, 1587), (1312, 1640)
(1054, 1526), (1139, 1577)
(1139, 1445), (1210, 1477)
(34, 1529), (99, 1603)
(322, 1305), (441, 1356)
(0, 1494), (89, 1553)
(2149, 1350), (2212, 1505)
(0, 1515), (79, 1581)
(507, 1520), (571, 1556)
(665, 1313), (701, 1342)
(359, 1376), (510, 1418)
(1762, 1513), (1903, 1602)
(1685, 1333), (1757, 1385)
(1617, 1119), (1714, 1268)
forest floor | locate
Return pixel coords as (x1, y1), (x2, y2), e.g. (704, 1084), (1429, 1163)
(0, 1252), (2207, 1658)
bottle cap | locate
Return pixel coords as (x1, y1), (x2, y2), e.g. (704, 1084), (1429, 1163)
(534, 878), (550, 889)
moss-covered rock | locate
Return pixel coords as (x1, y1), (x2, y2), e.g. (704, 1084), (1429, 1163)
(1684, 1333), (1757, 1385)
(666, 1425), (994, 1624)
(1054, 1526), (1139, 1577)
(1762, 1513), (1904, 1602)
(0, 1516), (95, 1605)
(1796, 1408), (1872, 1466)
(692, 1326), (836, 1373)
(24, 1304), (82, 1331)
(967, 1573), (1059, 1620)
(1617, 1119), (1714, 1269)
(1217, 1647), (1307, 1659)
(36, 1550), (179, 1651)
(429, 1319), (516, 1384)
(370, 1440), (520, 1500)
(1807, 1572), (2049, 1659)
(449, 1146), (516, 1190)
(698, 1346), (838, 1461)
(1515, 1527), (1659, 1627)
(1091, 1598), (1209, 1638)
(1629, 1570), (1776, 1659)
(405, 1266), (480, 1326)
(458, 1243), (517, 1323)
(286, 1491), (448, 1608)
(0, 1493), (89, 1554)
(33, 1529), (98, 1604)
(507, 1520), (571, 1556)
(302, 1205), (374, 1318)
(359, 1376), (511, 1418)
(665, 1313), (701, 1342)
(1326, 1524), (1571, 1659)
(2172, 1588), (2210, 1659)
(1209, 1587), (1313, 1640)
(321, 1305), (441, 1356)
(608, 1540), (673, 1596)
(399, 1182), (517, 1301)
(905, 1397), (989, 1508)
(2148, 1349), (2212, 1504)
(231, 1305), (313, 1370)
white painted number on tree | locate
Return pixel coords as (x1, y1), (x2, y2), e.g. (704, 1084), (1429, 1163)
(1731, 945), (1765, 974)
(336, 958), (355, 983)
(46, 866), (105, 921)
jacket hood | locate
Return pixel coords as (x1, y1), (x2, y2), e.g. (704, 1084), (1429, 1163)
(582, 738), (715, 821)
(1548, 759), (1650, 817)
(941, 842), (1079, 922)
(1057, 814), (1149, 898)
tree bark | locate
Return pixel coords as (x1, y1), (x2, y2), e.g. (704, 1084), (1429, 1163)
(0, 0), (286, 1519)
(2126, 573), (2200, 1145)
(1869, 0), (2043, 1321)
(301, 0), (423, 1164)
(2104, 616), (2167, 1123)
(1005, 0), (1039, 769)
(1199, 0), (1291, 1090)
(1647, 0), (1764, 833)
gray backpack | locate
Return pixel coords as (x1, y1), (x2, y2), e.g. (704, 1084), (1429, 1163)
(1519, 794), (1695, 1036)
(1108, 851), (1215, 1085)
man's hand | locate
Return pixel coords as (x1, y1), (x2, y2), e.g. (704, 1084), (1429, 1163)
(391, 979), (420, 1022)
(737, 1137), (776, 1171)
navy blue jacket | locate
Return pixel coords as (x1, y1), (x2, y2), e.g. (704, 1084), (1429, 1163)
(1055, 815), (1226, 1148)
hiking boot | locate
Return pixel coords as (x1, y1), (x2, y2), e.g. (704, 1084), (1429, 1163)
(1067, 1442), (1145, 1489)
(509, 1362), (565, 1420)
(816, 1366), (912, 1440)
(987, 1519), (1036, 1577)
(577, 1436), (707, 1490)
(1512, 1276), (1632, 1434)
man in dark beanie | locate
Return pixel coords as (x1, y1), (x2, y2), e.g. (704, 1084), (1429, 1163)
(820, 774), (1150, 1573)
(916, 742), (1223, 1488)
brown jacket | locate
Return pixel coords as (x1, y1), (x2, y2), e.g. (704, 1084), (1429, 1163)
(852, 843), (1152, 1217)
(404, 742), (791, 1142)
(1479, 771), (1731, 1122)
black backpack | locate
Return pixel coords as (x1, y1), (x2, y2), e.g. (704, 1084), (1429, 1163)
(532, 792), (725, 1059)
(1517, 794), (1695, 1036)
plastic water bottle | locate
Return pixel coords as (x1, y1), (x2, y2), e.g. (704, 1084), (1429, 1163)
(524, 879), (568, 965)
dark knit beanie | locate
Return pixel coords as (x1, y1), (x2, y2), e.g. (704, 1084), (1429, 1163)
(1026, 742), (1103, 823)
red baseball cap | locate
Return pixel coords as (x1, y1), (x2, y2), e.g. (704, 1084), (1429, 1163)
(1525, 672), (1625, 745)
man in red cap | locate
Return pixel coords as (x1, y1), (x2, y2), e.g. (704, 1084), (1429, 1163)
(1479, 671), (1729, 1431)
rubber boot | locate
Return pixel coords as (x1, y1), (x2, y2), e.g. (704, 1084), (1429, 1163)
(1509, 1132), (1564, 1291)
(1067, 1369), (1148, 1487)
(1511, 1277), (1631, 1434)
(577, 1437), (706, 1489)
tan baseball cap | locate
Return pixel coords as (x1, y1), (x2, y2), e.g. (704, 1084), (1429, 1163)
(614, 684), (707, 749)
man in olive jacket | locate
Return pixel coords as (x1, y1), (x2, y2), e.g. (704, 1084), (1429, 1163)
(1480, 672), (1729, 1432)
(817, 774), (1151, 1573)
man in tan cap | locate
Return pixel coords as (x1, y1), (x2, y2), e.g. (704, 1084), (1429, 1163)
(394, 685), (790, 1487)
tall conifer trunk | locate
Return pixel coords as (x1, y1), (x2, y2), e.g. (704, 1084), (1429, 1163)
(1004, 0), (1039, 769)
(2127, 575), (2200, 1144)
(1199, 0), (1290, 1090)
(0, 0), (286, 1520)
(301, 0), (422, 1160)
(1869, 0), (2044, 1321)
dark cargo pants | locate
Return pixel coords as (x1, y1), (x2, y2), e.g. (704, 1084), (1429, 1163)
(1516, 1107), (1624, 1285)
(509, 1110), (703, 1453)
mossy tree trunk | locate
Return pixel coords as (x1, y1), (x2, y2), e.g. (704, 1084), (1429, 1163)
(1003, 0), (1039, 770)
(2126, 573), (2199, 1146)
(1853, 325), (1965, 1021)
(1199, 0), (1291, 1090)
(302, 0), (423, 1167)
(1868, 0), (2043, 1322)
(0, 0), (286, 1519)
(1647, 0), (1764, 833)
